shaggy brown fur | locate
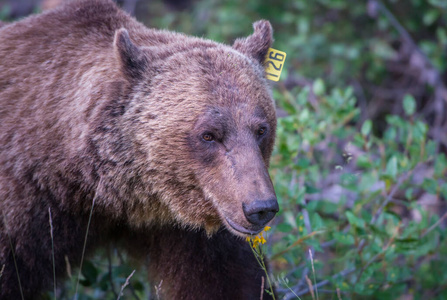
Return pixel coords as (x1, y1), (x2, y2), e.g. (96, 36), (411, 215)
(0, 0), (278, 299)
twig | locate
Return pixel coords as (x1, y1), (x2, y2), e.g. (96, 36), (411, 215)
(117, 270), (136, 300)
(358, 167), (415, 252)
(115, 249), (141, 300)
(370, 171), (409, 225)
(355, 222), (401, 285)
(421, 210), (447, 238)
(370, 0), (447, 151)
(370, 0), (435, 72)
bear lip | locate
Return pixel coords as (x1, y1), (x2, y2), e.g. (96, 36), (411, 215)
(225, 217), (264, 236)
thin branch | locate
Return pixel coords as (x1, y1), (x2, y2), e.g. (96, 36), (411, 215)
(421, 210), (447, 238)
(117, 270), (136, 300)
(371, 0), (436, 74)
(357, 169), (410, 253)
(371, 0), (447, 151)
(355, 221), (401, 285)
(115, 249), (141, 300)
(370, 171), (410, 225)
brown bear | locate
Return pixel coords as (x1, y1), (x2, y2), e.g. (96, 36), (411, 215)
(0, 0), (279, 299)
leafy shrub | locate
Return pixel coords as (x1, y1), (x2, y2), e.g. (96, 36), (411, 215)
(270, 85), (447, 299)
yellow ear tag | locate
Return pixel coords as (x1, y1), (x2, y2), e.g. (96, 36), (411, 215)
(264, 48), (287, 82)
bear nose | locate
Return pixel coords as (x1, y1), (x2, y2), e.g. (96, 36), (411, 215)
(243, 199), (279, 227)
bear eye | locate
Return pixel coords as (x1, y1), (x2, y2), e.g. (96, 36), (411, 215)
(257, 127), (267, 137)
(202, 133), (215, 142)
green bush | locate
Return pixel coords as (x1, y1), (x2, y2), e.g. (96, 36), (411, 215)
(269, 84), (447, 299)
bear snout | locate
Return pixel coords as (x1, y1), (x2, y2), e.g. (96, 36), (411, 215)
(224, 197), (279, 236)
(242, 198), (279, 227)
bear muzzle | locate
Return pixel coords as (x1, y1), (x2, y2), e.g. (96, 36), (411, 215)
(225, 197), (278, 235)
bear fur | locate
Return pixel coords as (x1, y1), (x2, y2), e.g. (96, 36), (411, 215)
(0, 0), (279, 299)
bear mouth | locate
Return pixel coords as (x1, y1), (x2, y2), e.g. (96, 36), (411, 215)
(225, 217), (264, 236)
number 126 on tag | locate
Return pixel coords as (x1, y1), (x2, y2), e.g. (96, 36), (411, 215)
(264, 48), (287, 82)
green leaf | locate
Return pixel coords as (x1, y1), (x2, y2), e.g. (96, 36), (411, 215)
(441, 183), (447, 199)
(357, 155), (372, 169)
(346, 211), (366, 228)
(81, 260), (98, 286)
(385, 156), (398, 178)
(405, 188), (414, 200)
(312, 78), (325, 96)
(422, 178), (438, 194)
(305, 183), (320, 194)
(423, 9), (440, 26)
(361, 120), (372, 136)
(277, 223), (293, 233)
(434, 154), (447, 177)
(437, 28), (447, 46)
(403, 94), (416, 116)
(311, 212), (325, 230)
(333, 232), (355, 245)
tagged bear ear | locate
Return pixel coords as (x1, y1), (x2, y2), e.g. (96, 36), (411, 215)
(114, 28), (148, 80)
(232, 20), (273, 64)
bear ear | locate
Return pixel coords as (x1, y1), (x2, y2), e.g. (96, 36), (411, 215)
(114, 28), (148, 80)
(232, 20), (273, 64)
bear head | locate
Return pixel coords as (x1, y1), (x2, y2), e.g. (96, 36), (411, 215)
(112, 21), (278, 237)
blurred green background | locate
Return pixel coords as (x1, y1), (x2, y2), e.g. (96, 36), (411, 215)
(2, 0), (447, 299)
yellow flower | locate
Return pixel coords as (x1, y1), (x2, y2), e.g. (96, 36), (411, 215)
(246, 226), (271, 249)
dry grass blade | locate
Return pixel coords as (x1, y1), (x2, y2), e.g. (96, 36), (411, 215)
(260, 276), (265, 300)
(74, 192), (97, 300)
(49, 208), (57, 300)
(305, 275), (315, 300)
(2, 212), (24, 300)
(309, 249), (319, 300)
(155, 280), (163, 300)
(337, 287), (342, 300)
